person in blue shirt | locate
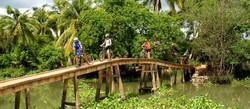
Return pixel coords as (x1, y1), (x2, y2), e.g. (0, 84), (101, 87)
(73, 37), (83, 63)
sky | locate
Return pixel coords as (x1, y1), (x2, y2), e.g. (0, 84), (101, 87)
(0, 0), (175, 15)
(0, 0), (53, 15)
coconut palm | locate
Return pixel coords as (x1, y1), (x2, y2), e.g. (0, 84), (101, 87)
(32, 4), (58, 42)
(141, 0), (184, 13)
(2, 5), (38, 46)
(53, 0), (91, 57)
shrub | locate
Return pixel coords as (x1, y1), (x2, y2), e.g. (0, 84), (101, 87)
(37, 45), (64, 70)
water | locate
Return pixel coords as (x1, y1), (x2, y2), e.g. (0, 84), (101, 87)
(0, 80), (249, 109)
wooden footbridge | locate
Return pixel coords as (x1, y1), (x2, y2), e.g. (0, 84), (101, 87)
(0, 58), (194, 109)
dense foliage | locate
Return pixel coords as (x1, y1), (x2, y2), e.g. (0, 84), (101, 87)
(0, 0), (185, 78)
(182, 0), (250, 76)
(0, 0), (249, 79)
(68, 80), (228, 109)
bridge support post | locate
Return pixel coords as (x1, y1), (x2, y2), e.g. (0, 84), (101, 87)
(161, 67), (177, 86)
(95, 70), (104, 101)
(61, 74), (79, 109)
(139, 64), (159, 92)
(15, 91), (21, 109)
(61, 79), (68, 108)
(72, 74), (79, 109)
(95, 69), (111, 101)
(96, 66), (125, 101)
(24, 89), (31, 109)
(14, 89), (31, 109)
(105, 68), (111, 97)
(114, 65), (125, 100)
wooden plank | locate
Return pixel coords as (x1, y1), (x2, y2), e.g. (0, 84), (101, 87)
(64, 102), (75, 106)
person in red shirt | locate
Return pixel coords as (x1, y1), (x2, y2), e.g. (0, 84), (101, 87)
(141, 39), (151, 58)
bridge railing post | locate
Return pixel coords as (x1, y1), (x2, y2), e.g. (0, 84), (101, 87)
(60, 73), (79, 109)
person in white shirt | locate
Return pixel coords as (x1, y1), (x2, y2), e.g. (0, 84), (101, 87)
(100, 34), (112, 59)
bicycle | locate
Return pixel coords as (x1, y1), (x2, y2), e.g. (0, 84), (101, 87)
(99, 46), (113, 62)
(140, 47), (148, 58)
(74, 52), (83, 67)
(74, 49), (95, 67)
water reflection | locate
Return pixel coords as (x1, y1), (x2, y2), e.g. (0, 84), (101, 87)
(0, 80), (249, 109)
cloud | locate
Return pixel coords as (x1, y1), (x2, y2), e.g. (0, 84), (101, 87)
(0, 0), (53, 9)
(0, 0), (53, 15)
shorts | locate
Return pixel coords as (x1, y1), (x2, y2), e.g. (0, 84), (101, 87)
(75, 49), (82, 56)
(145, 49), (150, 53)
(105, 46), (111, 51)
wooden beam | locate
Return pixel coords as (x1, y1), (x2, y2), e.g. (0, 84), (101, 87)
(139, 65), (145, 89)
(72, 74), (79, 109)
(114, 65), (125, 100)
(151, 64), (156, 92)
(105, 69), (111, 96)
(61, 79), (69, 108)
(15, 91), (21, 109)
(95, 70), (104, 101)
(24, 89), (31, 109)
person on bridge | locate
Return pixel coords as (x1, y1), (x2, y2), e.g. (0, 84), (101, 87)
(73, 37), (83, 63)
(141, 39), (151, 58)
(100, 33), (112, 60)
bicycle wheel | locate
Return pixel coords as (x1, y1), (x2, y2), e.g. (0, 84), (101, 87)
(140, 51), (144, 58)
(74, 56), (81, 67)
(99, 50), (105, 62)
(144, 52), (148, 58)
(85, 54), (95, 65)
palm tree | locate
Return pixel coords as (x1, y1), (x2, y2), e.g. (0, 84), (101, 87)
(32, 5), (58, 42)
(53, 0), (91, 57)
(3, 5), (38, 46)
(0, 17), (10, 52)
(140, 0), (184, 13)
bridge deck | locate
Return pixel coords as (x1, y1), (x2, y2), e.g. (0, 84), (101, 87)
(0, 58), (193, 96)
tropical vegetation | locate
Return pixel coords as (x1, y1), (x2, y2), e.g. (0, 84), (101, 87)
(0, 0), (250, 107)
